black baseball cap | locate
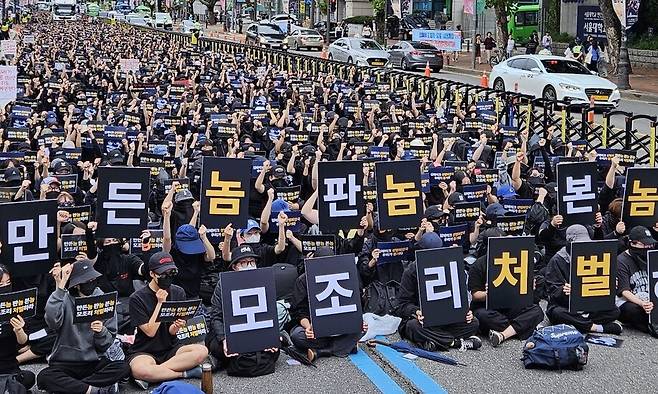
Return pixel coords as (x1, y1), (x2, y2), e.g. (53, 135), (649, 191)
(107, 149), (124, 165)
(148, 251), (178, 274)
(447, 192), (466, 206)
(4, 167), (21, 182)
(629, 226), (657, 245)
(229, 244), (259, 266)
(272, 165), (286, 179)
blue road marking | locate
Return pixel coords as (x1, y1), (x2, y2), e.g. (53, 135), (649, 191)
(375, 343), (448, 394)
(349, 348), (406, 394)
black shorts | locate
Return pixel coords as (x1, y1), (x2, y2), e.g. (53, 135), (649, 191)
(28, 332), (57, 357)
(127, 344), (183, 365)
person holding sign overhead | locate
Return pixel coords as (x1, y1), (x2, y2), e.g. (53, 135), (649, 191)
(0, 264), (35, 392)
(545, 225), (622, 334)
(127, 251), (208, 390)
(37, 261), (130, 394)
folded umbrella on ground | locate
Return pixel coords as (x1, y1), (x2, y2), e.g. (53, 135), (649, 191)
(367, 339), (466, 366)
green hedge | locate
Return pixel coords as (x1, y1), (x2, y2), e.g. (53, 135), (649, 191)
(343, 16), (373, 25)
(629, 36), (658, 50)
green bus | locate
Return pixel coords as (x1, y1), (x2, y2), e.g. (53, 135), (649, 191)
(507, 4), (539, 45)
(86, 3), (100, 16)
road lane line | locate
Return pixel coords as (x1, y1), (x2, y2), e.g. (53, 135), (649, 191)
(374, 343), (448, 394)
(349, 348), (406, 394)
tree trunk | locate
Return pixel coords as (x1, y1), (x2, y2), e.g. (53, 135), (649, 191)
(493, 2), (509, 46)
(202, 0), (217, 24)
(375, 12), (385, 43)
(545, 0), (560, 36)
(599, 0), (622, 75)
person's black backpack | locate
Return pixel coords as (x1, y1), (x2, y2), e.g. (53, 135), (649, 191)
(226, 351), (279, 377)
(0, 374), (27, 394)
(522, 324), (589, 371)
(362, 280), (400, 316)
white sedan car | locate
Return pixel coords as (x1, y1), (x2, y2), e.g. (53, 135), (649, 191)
(328, 37), (390, 67)
(489, 55), (620, 108)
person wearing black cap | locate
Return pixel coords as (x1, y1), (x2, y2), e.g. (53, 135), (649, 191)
(289, 247), (362, 361)
(127, 252), (208, 389)
(395, 233), (482, 351)
(206, 244), (280, 376)
(37, 261), (130, 394)
(106, 149), (124, 166)
(616, 226), (656, 334)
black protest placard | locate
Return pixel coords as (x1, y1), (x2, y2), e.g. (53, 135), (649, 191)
(0, 288), (37, 322)
(502, 199), (534, 215)
(176, 315), (208, 345)
(268, 210), (303, 233)
(318, 161), (365, 233)
(429, 166), (455, 186)
(416, 246), (469, 327)
(438, 224), (468, 247)
(556, 162), (598, 227)
(130, 230), (164, 256)
(376, 240), (410, 264)
(156, 299), (202, 322)
(140, 153), (165, 176)
(305, 254), (363, 338)
(463, 184), (487, 202)
(649, 251), (658, 325)
(474, 169), (499, 185)
(64, 205), (91, 224)
(494, 215), (526, 236)
(0, 186), (18, 202)
(96, 167), (150, 238)
(375, 160), (423, 230)
(221, 268), (279, 354)
(163, 178), (189, 195)
(453, 201), (480, 223)
(595, 149), (636, 167)
(61, 234), (88, 260)
(0, 200), (57, 277)
(200, 157), (251, 231)
(622, 168), (658, 228)
(486, 236), (535, 310)
(57, 174), (78, 193)
(569, 240), (618, 313)
(300, 234), (336, 255)
(275, 186), (301, 203)
(73, 292), (118, 323)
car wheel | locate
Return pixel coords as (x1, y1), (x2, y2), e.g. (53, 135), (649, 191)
(401, 58), (408, 70)
(493, 78), (505, 91)
(542, 86), (557, 102)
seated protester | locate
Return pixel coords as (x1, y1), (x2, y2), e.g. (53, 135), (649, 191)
(221, 214), (288, 267)
(468, 228), (545, 347)
(616, 226), (656, 334)
(163, 200), (216, 299)
(290, 247), (362, 361)
(358, 215), (407, 287)
(38, 261), (130, 394)
(395, 233), (482, 351)
(206, 245), (280, 376)
(545, 224), (622, 334)
(0, 264), (35, 392)
(127, 252), (208, 389)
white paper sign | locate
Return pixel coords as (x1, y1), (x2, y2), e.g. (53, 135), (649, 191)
(119, 58), (140, 73)
(1, 40), (17, 57)
(23, 35), (35, 44)
(0, 65), (17, 103)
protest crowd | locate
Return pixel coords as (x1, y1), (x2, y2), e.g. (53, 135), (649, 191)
(0, 14), (656, 394)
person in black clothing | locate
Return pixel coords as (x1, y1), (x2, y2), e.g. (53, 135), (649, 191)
(468, 230), (545, 347)
(358, 216), (407, 287)
(128, 252), (208, 389)
(0, 264), (35, 392)
(221, 214), (288, 268)
(289, 247), (363, 361)
(545, 224), (622, 334)
(616, 226), (655, 334)
(395, 233), (482, 352)
(206, 244), (280, 376)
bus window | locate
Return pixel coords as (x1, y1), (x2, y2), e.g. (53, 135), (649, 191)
(515, 11), (538, 27)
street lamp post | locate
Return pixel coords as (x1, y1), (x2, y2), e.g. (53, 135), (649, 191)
(325, 0), (330, 44)
(617, 28), (631, 90)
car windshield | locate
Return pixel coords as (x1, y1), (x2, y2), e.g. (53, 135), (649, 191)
(259, 25), (283, 34)
(299, 29), (318, 35)
(359, 40), (382, 50)
(541, 59), (591, 75)
(410, 42), (435, 50)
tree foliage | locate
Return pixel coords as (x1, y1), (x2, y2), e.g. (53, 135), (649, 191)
(199, 0), (217, 24)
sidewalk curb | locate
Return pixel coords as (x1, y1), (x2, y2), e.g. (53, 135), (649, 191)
(443, 65), (489, 77)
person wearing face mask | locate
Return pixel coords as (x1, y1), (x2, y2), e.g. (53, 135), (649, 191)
(205, 244), (281, 376)
(222, 217), (287, 268)
(40, 176), (63, 200)
(127, 251), (208, 389)
(616, 226), (656, 335)
(37, 261), (130, 394)
(0, 264), (36, 392)
(545, 224), (622, 334)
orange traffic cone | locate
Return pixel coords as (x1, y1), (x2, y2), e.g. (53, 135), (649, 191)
(587, 96), (595, 123)
(480, 71), (489, 87)
(424, 61), (431, 77)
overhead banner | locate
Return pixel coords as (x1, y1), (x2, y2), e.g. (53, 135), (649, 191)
(416, 246), (469, 327)
(649, 250), (658, 325)
(200, 157), (251, 231)
(487, 236), (535, 310)
(569, 240), (618, 313)
(73, 292), (118, 323)
(96, 167), (150, 238)
(0, 287), (37, 322)
(318, 161), (365, 233)
(411, 30), (462, 52)
(576, 6), (608, 45)
(156, 299), (202, 322)
(557, 162), (598, 227)
(0, 200), (57, 277)
(305, 254), (363, 338)
(375, 160), (423, 230)
(622, 168), (658, 228)
(221, 267), (279, 354)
